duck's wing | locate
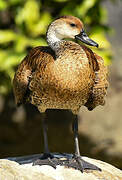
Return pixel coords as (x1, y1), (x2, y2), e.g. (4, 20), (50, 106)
(13, 46), (55, 106)
(85, 52), (109, 111)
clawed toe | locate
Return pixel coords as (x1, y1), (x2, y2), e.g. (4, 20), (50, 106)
(33, 153), (101, 173)
(70, 155), (101, 172)
(80, 158), (101, 172)
(33, 153), (57, 168)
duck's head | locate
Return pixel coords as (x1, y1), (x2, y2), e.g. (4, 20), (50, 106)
(47, 16), (98, 48)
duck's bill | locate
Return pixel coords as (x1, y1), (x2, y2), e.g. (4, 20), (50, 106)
(75, 30), (99, 48)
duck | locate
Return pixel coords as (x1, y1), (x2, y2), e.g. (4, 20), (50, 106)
(13, 15), (108, 172)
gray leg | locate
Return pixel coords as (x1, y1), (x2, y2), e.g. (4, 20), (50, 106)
(33, 112), (101, 172)
(72, 114), (80, 156)
(42, 113), (50, 154)
(72, 114), (101, 172)
(72, 114), (84, 171)
(41, 112), (54, 159)
(33, 112), (55, 166)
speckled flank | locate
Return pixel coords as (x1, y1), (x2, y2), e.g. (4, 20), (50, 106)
(13, 16), (108, 115)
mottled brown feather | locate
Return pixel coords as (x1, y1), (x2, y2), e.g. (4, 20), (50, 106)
(13, 46), (55, 105)
(13, 40), (108, 113)
(84, 53), (108, 110)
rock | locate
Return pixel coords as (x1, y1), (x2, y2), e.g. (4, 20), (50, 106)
(0, 159), (54, 180)
(0, 155), (122, 180)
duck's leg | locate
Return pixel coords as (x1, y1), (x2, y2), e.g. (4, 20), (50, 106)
(42, 113), (50, 156)
(33, 112), (101, 172)
(33, 112), (56, 168)
(70, 114), (101, 172)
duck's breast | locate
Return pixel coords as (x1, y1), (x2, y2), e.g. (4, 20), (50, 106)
(39, 43), (94, 109)
(48, 43), (94, 92)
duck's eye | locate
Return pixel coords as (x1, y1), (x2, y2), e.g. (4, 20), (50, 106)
(70, 23), (76, 27)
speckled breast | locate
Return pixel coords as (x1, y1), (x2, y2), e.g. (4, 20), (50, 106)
(32, 43), (95, 112)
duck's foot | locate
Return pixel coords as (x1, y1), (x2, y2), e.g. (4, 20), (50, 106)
(33, 153), (57, 168)
(67, 155), (101, 172)
(33, 153), (101, 172)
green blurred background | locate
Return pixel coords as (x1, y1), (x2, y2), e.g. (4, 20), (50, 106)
(0, 0), (122, 169)
(0, 0), (111, 95)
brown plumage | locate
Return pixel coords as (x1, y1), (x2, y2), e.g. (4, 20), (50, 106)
(13, 42), (108, 113)
(13, 16), (108, 172)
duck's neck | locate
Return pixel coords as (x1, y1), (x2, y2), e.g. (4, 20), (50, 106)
(46, 26), (63, 54)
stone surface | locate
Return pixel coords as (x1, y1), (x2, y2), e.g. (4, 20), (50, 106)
(0, 156), (122, 180)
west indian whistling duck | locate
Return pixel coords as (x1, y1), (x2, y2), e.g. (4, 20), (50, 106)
(13, 16), (108, 172)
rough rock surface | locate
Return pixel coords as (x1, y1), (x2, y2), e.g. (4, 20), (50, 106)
(0, 156), (122, 180)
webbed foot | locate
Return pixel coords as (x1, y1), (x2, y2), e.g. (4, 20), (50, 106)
(33, 153), (101, 172)
(66, 155), (101, 172)
(33, 153), (57, 168)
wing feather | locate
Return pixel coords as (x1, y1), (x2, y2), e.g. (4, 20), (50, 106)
(85, 53), (108, 110)
(13, 46), (55, 106)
